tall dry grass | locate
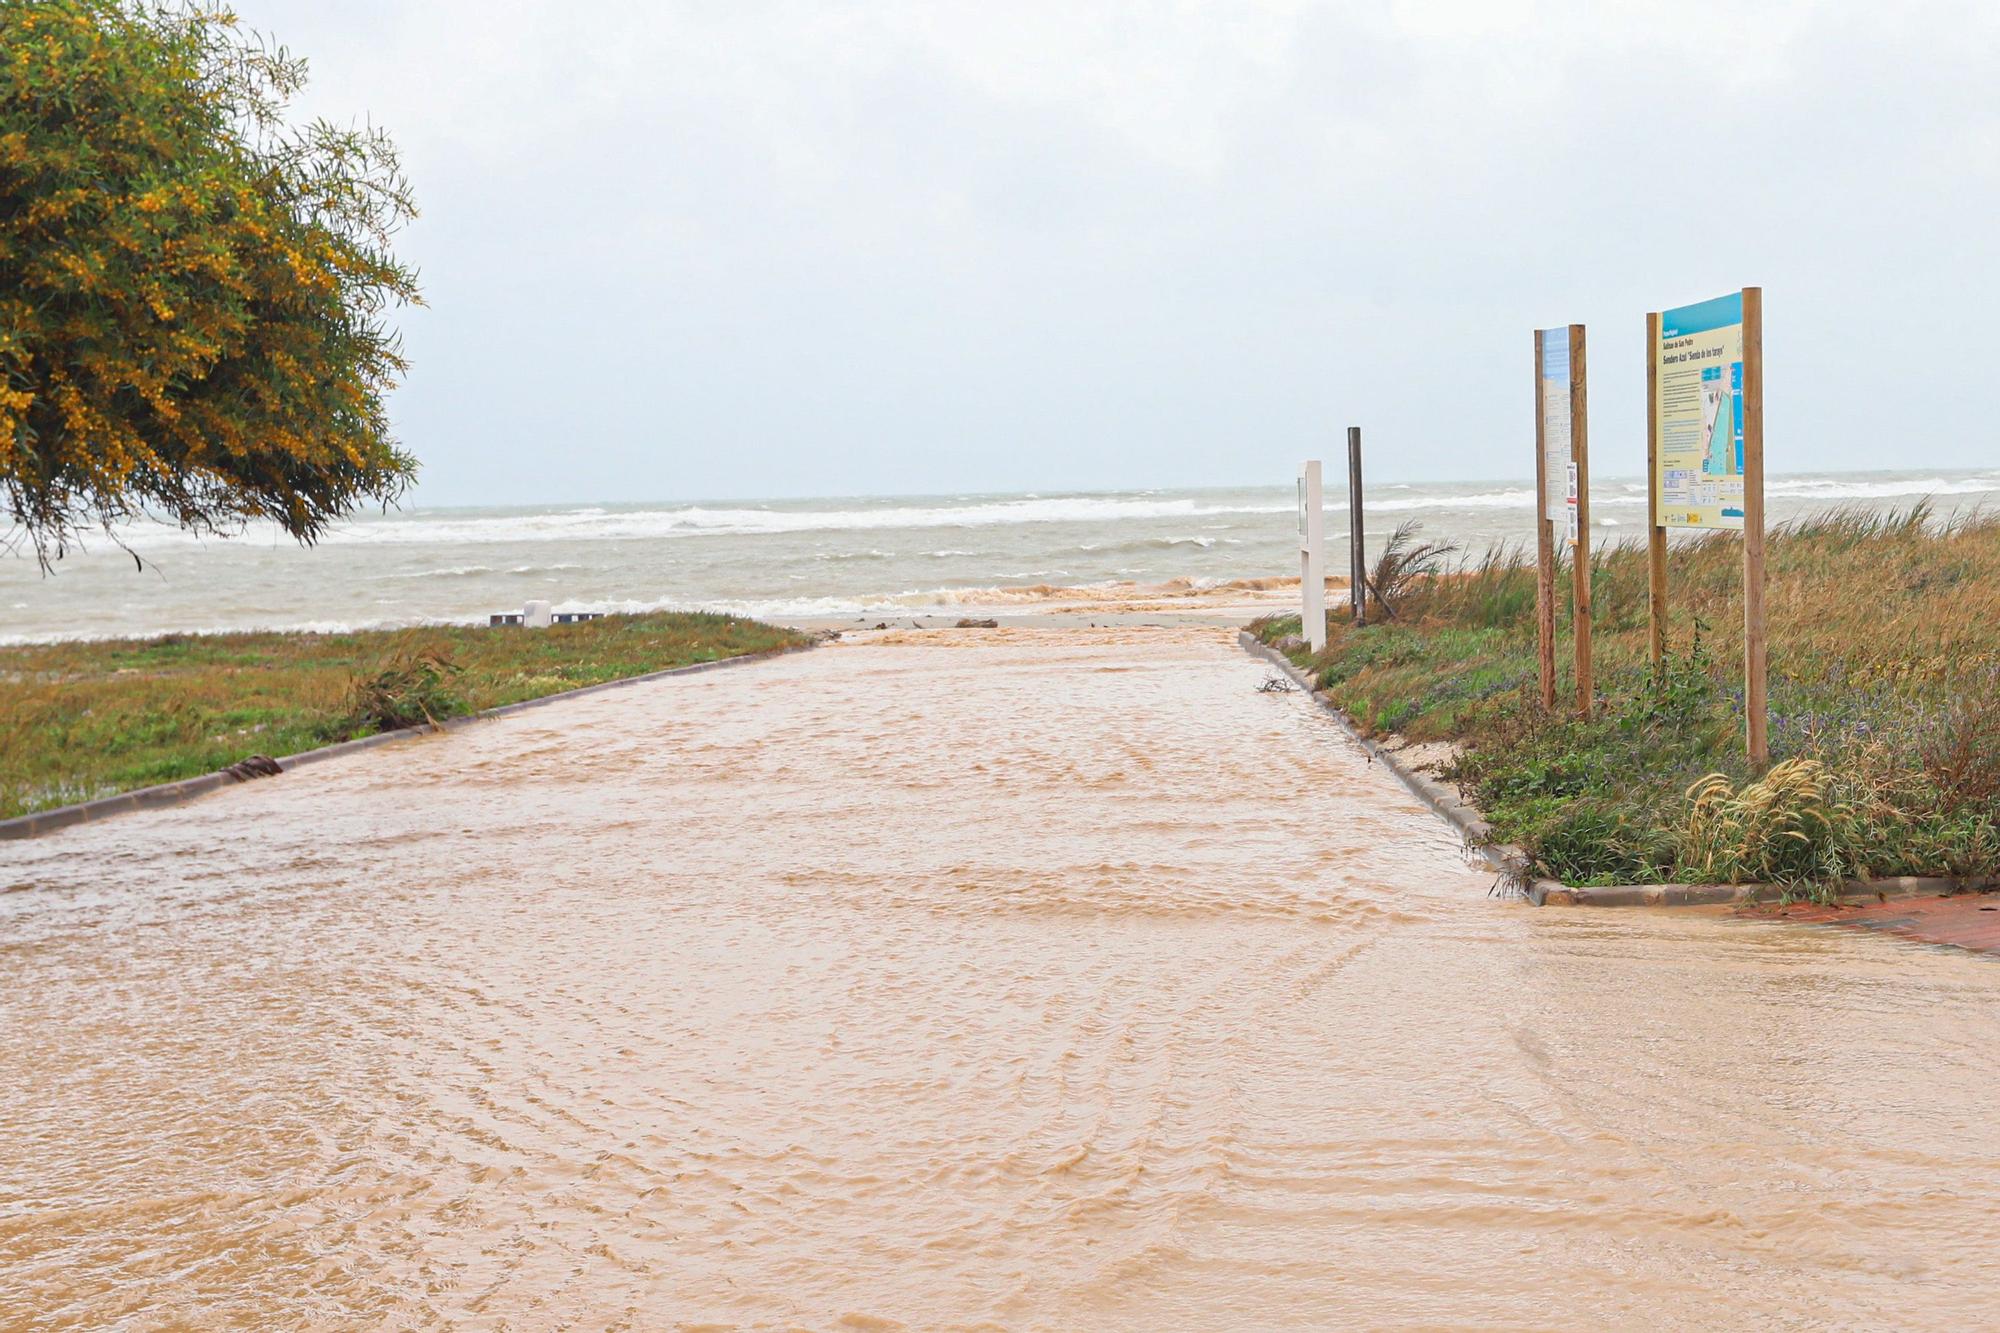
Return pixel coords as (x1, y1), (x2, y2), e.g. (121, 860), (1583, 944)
(1255, 505), (2000, 891)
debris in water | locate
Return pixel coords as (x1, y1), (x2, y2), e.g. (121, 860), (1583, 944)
(222, 754), (283, 782)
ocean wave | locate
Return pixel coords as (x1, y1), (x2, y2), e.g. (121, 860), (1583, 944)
(317, 495), (1296, 545)
(0, 613), (488, 646)
(1369, 488), (1537, 512)
(1585, 476), (2000, 508)
(1766, 475), (2000, 499)
(387, 564), (493, 579)
(37, 491), (1439, 551)
(37, 473), (1998, 556)
(388, 561), (591, 579)
(1072, 534), (1249, 557)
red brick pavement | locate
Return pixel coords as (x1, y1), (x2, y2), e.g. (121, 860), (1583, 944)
(1742, 891), (2000, 956)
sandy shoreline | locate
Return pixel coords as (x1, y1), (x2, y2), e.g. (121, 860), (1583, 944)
(786, 574), (1347, 632)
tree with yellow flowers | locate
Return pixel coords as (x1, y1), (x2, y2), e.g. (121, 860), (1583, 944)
(1, 0), (420, 566)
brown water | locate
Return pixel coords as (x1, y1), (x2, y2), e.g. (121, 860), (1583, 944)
(4, 627), (2000, 1329)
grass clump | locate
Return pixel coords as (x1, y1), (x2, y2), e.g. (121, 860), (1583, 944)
(1253, 505), (2000, 896)
(343, 645), (468, 732)
(0, 612), (806, 818)
(1682, 759), (1865, 889)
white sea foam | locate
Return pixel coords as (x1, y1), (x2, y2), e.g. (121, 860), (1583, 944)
(58, 487), (1627, 550)
(1766, 475), (1999, 499)
(387, 564), (493, 579)
(41, 473), (2000, 558)
(1369, 488), (1537, 512)
(359, 496), (1283, 544)
(1585, 475), (2000, 509)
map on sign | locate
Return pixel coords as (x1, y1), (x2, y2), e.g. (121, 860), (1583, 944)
(1700, 363), (1742, 478)
(1656, 292), (1744, 529)
(1538, 330), (1571, 527)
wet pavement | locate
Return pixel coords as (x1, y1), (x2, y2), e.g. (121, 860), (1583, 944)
(1745, 891), (2000, 957)
(4, 626), (2000, 1329)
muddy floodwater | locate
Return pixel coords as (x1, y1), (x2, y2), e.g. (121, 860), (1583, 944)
(5, 627), (2000, 1328)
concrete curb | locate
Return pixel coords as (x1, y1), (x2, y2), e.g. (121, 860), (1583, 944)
(1241, 630), (1999, 910)
(1528, 875), (1999, 908)
(1239, 631), (1534, 883)
(0, 641), (816, 842)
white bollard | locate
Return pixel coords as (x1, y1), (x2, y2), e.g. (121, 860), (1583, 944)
(1298, 460), (1326, 651)
(522, 599), (553, 629)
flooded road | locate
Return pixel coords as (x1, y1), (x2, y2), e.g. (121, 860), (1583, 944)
(4, 627), (2000, 1328)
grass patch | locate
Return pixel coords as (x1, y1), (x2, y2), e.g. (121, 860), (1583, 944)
(1253, 505), (2000, 896)
(0, 612), (807, 818)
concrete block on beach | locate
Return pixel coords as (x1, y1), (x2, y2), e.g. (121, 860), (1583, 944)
(489, 604), (601, 628)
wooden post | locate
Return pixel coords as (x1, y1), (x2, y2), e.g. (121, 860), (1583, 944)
(1741, 287), (1768, 767)
(1347, 426), (1366, 626)
(1533, 331), (1556, 710)
(1569, 323), (1592, 716)
(1646, 311), (1667, 674)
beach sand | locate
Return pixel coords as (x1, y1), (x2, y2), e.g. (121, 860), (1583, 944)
(793, 572), (1343, 631)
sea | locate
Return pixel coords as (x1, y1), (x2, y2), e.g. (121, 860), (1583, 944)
(2, 468), (1994, 643)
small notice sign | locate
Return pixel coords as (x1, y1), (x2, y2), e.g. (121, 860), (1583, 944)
(1565, 462), (1580, 546)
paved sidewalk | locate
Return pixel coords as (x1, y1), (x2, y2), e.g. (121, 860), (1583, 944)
(1743, 891), (2000, 957)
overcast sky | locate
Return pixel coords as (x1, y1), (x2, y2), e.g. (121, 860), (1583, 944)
(253, 0), (1998, 504)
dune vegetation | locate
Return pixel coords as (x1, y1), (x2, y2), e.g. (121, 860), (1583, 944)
(1252, 505), (2000, 895)
(0, 613), (806, 819)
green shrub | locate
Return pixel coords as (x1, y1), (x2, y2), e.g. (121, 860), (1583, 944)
(1531, 802), (1676, 885)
